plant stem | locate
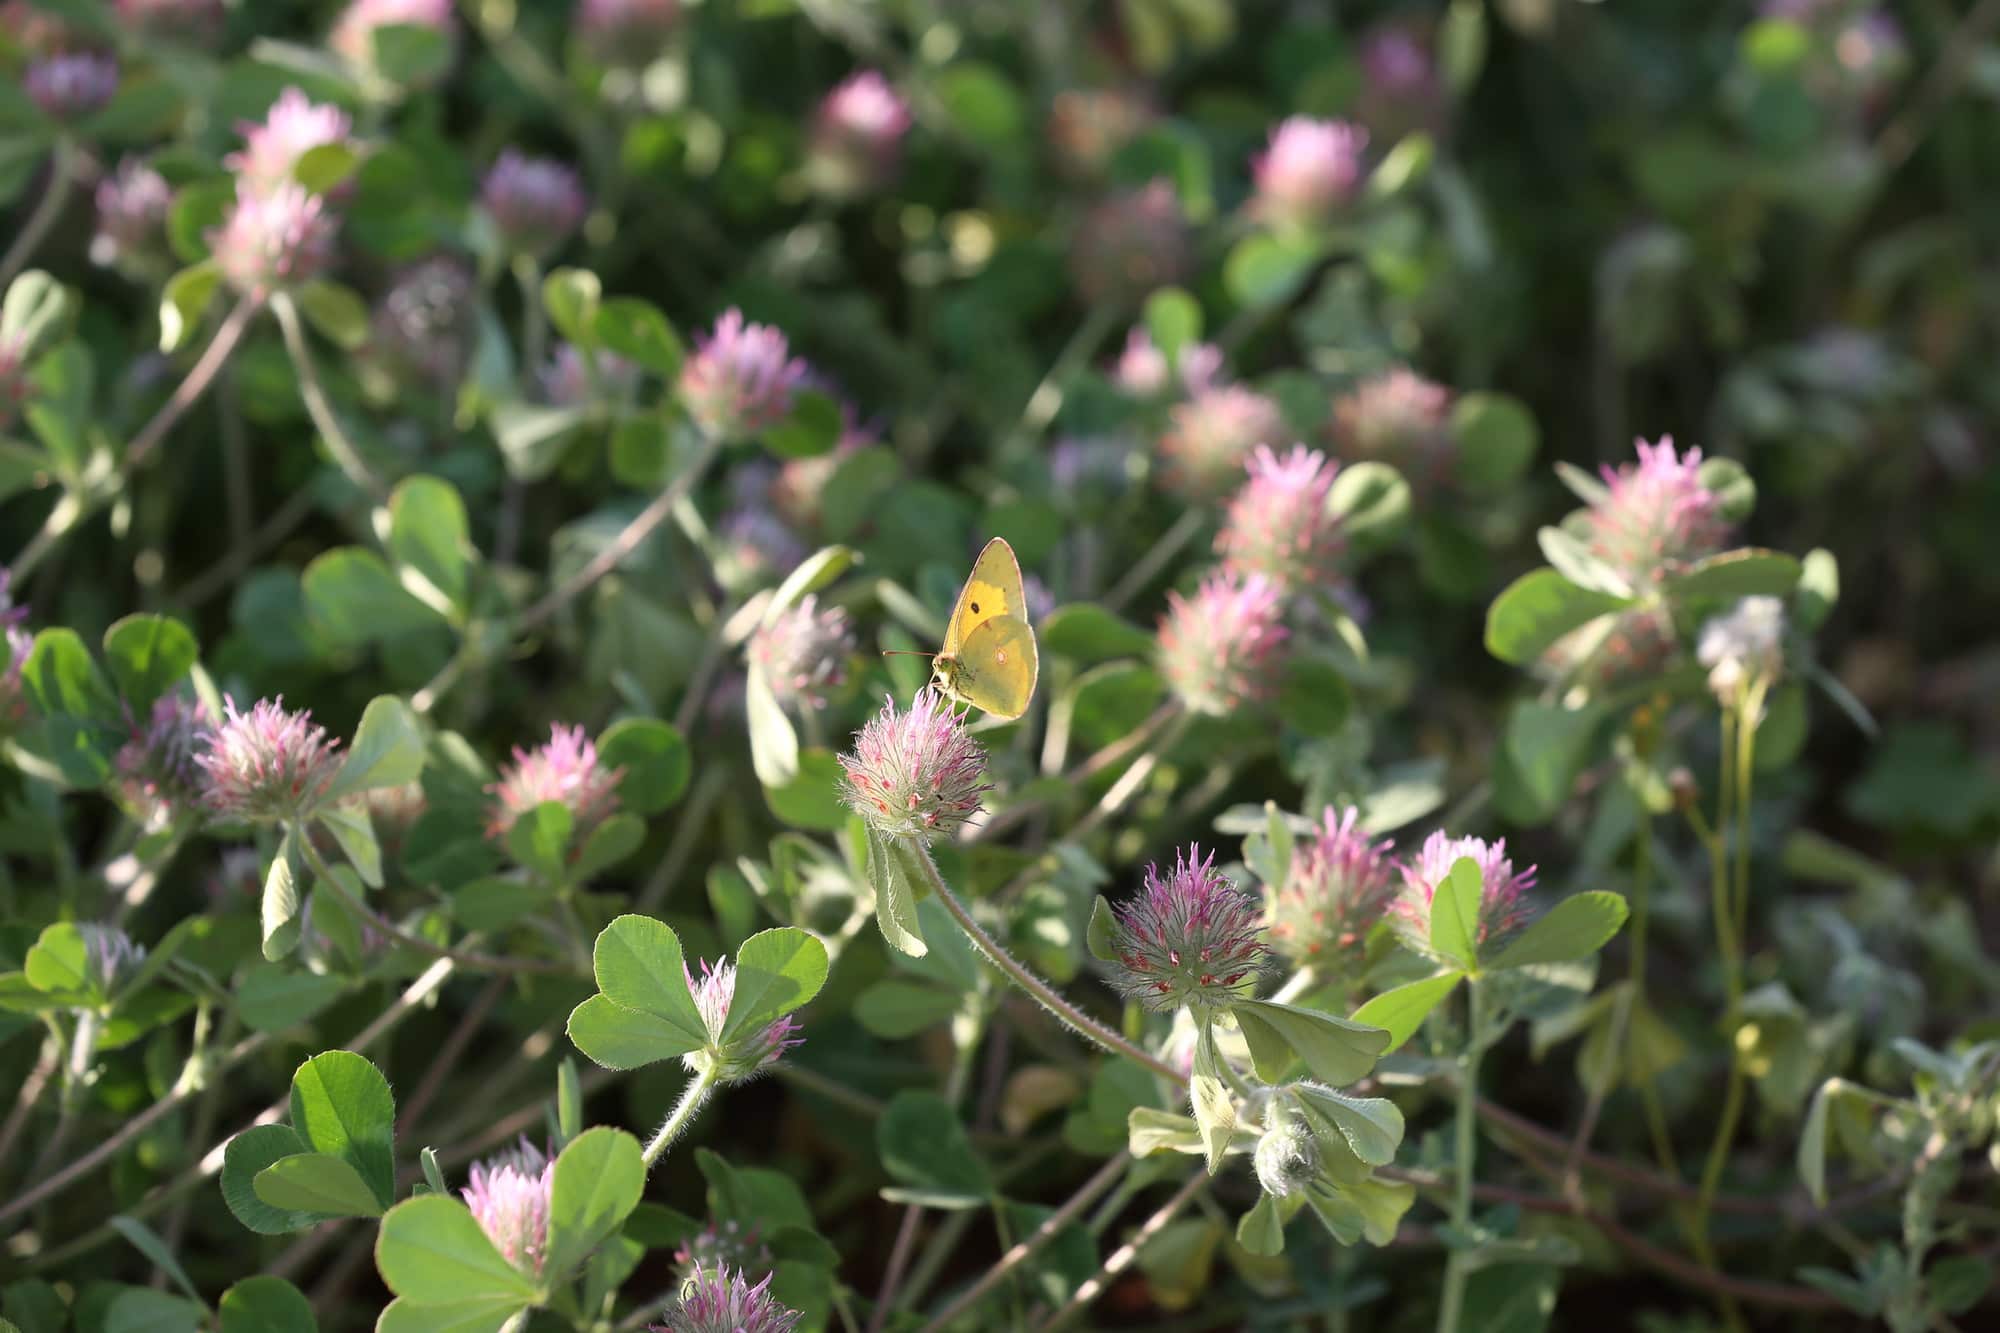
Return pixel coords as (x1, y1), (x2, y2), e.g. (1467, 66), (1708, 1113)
(1041, 1170), (1208, 1331)
(0, 1032), (59, 1169)
(269, 291), (389, 500)
(1103, 508), (1205, 612)
(642, 1069), (718, 1167)
(1436, 979), (1485, 1333)
(0, 141), (74, 288)
(907, 843), (1187, 1085)
(1012, 304), (1117, 444)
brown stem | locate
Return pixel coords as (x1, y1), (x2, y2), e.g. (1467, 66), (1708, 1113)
(1040, 1170), (1208, 1330)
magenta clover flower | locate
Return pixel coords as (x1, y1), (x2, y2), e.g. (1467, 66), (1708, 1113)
(838, 689), (991, 843)
(1105, 846), (1269, 1013)
(487, 724), (623, 844)
(195, 696), (343, 823)
(1253, 117), (1368, 231)
(1392, 831), (1536, 951)
(1156, 571), (1290, 716)
(677, 309), (810, 441)
(1217, 445), (1344, 593)
(653, 1263), (801, 1333)
(746, 596), (854, 714)
(682, 958), (805, 1084)
(1263, 807), (1398, 968)
(1583, 436), (1733, 583)
(462, 1138), (553, 1276)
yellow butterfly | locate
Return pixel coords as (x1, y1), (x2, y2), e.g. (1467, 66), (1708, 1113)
(930, 537), (1039, 721)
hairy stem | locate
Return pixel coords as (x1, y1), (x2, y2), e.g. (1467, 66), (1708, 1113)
(642, 1068), (718, 1167)
(1435, 979), (1485, 1333)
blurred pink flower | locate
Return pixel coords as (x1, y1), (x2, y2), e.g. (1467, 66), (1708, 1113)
(678, 309), (809, 440)
(1584, 436), (1731, 581)
(1156, 571), (1289, 715)
(1264, 807), (1398, 967)
(196, 696), (343, 822)
(482, 150), (587, 258)
(1160, 384), (1286, 499)
(1253, 117), (1368, 230)
(210, 181), (338, 296)
(227, 88), (353, 197)
(1393, 831), (1535, 947)
(488, 724), (622, 843)
(462, 1139), (553, 1275)
(1217, 445), (1343, 592)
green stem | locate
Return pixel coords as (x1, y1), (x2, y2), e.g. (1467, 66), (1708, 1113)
(907, 843), (1187, 1085)
(642, 1069), (718, 1168)
(1436, 980), (1485, 1333)
(270, 292), (389, 500)
(0, 141), (73, 288)
(1103, 508), (1205, 613)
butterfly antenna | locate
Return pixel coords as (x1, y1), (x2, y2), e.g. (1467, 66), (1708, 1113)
(880, 650), (936, 658)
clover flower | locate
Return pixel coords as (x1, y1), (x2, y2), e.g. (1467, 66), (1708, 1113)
(209, 182), (338, 296)
(808, 70), (912, 195)
(715, 508), (808, 594)
(1105, 846), (1268, 1013)
(653, 1263), (801, 1333)
(675, 1218), (773, 1285)
(1160, 384), (1287, 500)
(372, 255), (475, 387)
(1393, 831), (1535, 947)
(1358, 24), (1444, 138)
(90, 157), (172, 273)
(678, 309), (810, 441)
(1697, 595), (1787, 703)
(1584, 436), (1731, 582)
(747, 595), (853, 714)
(1253, 117), (1368, 231)
(487, 724), (622, 842)
(1070, 180), (1189, 308)
(481, 151), (587, 258)
(462, 1138), (553, 1276)
(1114, 328), (1223, 399)
(226, 89), (353, 197)
(1331, 368), (1453, 482)
(117, 695), (212, 828)
(1253, 1104), (1320, 1198)
(682, 958), (805, 1083)
(78, 923), (146, 996)
(1264, 807), (1398, 968)
(25, 52), (116, 121)
(575, 0), (682, 64)
(1157, 571), (1289, 716)
(196, 696), (343, 822)
(839, 689), (991, 843)
(537, 342), (637, 408)
(1218, 445), (1343, 592)
(330, 0), (457, 80)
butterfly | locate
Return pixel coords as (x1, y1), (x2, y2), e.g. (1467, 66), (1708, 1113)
(928, 537), (1040, 721)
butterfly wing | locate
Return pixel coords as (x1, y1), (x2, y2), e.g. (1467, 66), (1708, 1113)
(950, 615), (1039, 720)
(940, 537), (1027, 660)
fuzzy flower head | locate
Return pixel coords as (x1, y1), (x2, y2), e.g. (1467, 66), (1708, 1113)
(1160, 384), (1287, 500)
(1253, 1103), (1320, 1199)
(1264, 807), (1398, 968)
(226, 89), (353, 197)
(330, 0), (457, 82)
(91, 157), (173, 274)
(808, 70), (912, 196)
(1253, 117), (1368, 232)
(209, 182), (338, 296)
(678, 309), (810, 441)
(839, 689), (991, 843)
(682, 958), (805, 1084)
(1218, 445), (1343, 592)
(481, 151), (586, 258)
(487, 724), (622, 843)
(1697, 595), (1787, 703)
(1393, 832), (1535, 949)
(654, 1263), (802, 1333)
(372, 255), (475, 387)
(714, 507), (808, 594)
(540, 342), (638, 408)
(1114, 329), (1223, 399)
(1070, 180), (1190, 309)
(462, 1138), (553, 1275)
(1157, 571), (1289, 716)
(1359, 24), (1444, 138)
(1106, 847), (1268, 1013)
(575, 0), (682, 64)
(78, 923), (146, 997)
(1584, 437), (1732, 582)
(26, 51), (117, 121)
(747, 595), (853, 714)
(1331, 368), (1454, 483)
(196, 696), (342, 822)
(675, 1219), (774, 1285)
(117, 695), (212, 828)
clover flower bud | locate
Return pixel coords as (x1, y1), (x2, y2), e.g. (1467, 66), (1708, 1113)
(1264, 807), (1398, 968)
(714, 507), (808, 594)
(487, 724), (623, 843)
(747, 595), (853, 714)
(481, 150), (587, 258)
(226, 89), (353, 197)
(462, 1138), (553, 1275)
(209, 182), (338, 296)
(682, 958), (805, 1084)
(1115, 329), (1223, 399)
(653, 1263), (802, 1333)
(330, 0), (457, 84)
(1331, 368), (1453, 483)
(1254, 1105), (1320, 1199)
(25, 52), (116, 121)
(1069, 179), (1189, 308)
(116, 694), (211, 828)
(1359, 23), (1445, 139)
(539, 342), (638, 407)
(1697, 595), (1787, 703)
(1253, 117), (1368, 231)
(675, 1219), (774, 1284)
(1584, 437), (1731, 582)
(372, 255), (475, 388)
(839, 689), (991, 843)
(1393, 831), (1535, 948)
(1218, 445), (1343, 592)
(1160, 384), (1287, 500)
(807, 70), (912, 196)
(196, 696), (342, 822)
(1156, 571), (1289, 716)
(678, 309), (810, 441)
(576, 0), (682, 65)
(91, 157), (172, 273)
(78, 923), (146, 996)
(1106, 846), (1268, 1013)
